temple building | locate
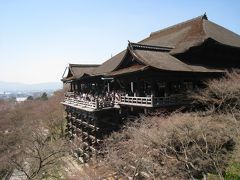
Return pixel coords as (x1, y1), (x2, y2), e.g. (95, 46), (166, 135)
(61, 14), (240, 162)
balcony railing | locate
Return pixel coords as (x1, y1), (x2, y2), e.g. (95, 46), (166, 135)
(119, 95), (186, 107)
(153, 96), (184, 107)
(65, 92), (75, 97)
(119, 96), (153, 107)
(63, 92), (187, 110)
(64, 96), (98, 109)
(62, 92), (114, 111)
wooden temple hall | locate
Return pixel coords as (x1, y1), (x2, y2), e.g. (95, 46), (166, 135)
(61, 14), (240, 162)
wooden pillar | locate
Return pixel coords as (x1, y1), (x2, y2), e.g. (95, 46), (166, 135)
(164, 82), (170, 97)
(150, 81), (155, 96)
(77, 82), (81, 93)
(72, 82), (75, 92)
(135, 81), (140, 97)
(107, 82), (110, 92)
(96, 99), (99, 109)
(75, 83), (77, 92)
(70, 82), (73, 92)
(130, 106), (134, 112)
(151, 95), (154, 107)
(193, 81), (197, 90)
(131, 82), (134, 96)
(144, 108), (148, 114)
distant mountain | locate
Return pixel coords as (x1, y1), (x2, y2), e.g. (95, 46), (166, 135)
(0, 81), (62, 92)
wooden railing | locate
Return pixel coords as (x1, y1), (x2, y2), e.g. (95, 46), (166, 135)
(153, 96), (183, 106)
(64, 97), (98, 109)
(65, 91), (75, 97)
(119, 95), (185, 107)
(119, 96), (153, 107)
(63, 92), (186, 109)
(63, 95), (114, 110)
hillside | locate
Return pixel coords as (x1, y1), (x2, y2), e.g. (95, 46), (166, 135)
(0, 73), (240, 179)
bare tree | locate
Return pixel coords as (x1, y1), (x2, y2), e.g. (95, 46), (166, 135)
(104, 112), (239, 179)
(9, 131), (67, 179)
(192, 71), (240, 113)
(0, 90), (69, 179)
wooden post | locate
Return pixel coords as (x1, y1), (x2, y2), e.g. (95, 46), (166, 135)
(77, 82), (81, 93)
(131, 82), (134, 96)
(107, 82), (110, 92)
(70, 82), (73, 92)
(96, 99), (99, 109)
(151, 81), (155, 96)
(74, 82), (77, 92)
(135, 80), (140, 97)
(144, 108), (148, 114)
(165, 82), (170, 97)
(151, 95), (154, 107)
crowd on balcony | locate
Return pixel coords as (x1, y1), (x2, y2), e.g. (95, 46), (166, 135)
(65, 90), (123, 105)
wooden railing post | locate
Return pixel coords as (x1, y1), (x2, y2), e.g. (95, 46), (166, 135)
(151, 95), (154, 107)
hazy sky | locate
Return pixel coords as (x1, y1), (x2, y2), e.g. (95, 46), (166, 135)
(0, 0), (239, 84)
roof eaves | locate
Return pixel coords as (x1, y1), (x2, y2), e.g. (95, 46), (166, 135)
(112, 43), (146, 71)
(69, 64), (100, 68)
(130, 42), (174, 51)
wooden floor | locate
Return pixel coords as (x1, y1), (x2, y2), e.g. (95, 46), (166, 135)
(61, 102), (117, 112)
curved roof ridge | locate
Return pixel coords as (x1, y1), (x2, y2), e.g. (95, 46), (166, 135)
(129, 42), (174, 51)
(150, 14), (207, 37)
(69, 64), (100, 67)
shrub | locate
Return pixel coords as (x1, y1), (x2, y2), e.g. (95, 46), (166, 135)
(0, 90), (68, 179)
(192, 71), (240, 113)
(103, 112), (239, 179)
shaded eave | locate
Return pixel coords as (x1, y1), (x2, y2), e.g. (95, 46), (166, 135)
(62, 64), (100, 82)
(108, 42), (225, 76)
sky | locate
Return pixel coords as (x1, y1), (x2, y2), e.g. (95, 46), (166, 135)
(0, 0), (239, 84)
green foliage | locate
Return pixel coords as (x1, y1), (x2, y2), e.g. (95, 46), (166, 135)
(41, 92), (48, 100)
(27, 95), (34, 100)
(225, 162), (240, 180)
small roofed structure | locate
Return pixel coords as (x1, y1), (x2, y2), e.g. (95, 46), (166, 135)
(62, 64), (99, 83)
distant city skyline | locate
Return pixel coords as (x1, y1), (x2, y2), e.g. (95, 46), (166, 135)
(0, 0), (239, 83)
